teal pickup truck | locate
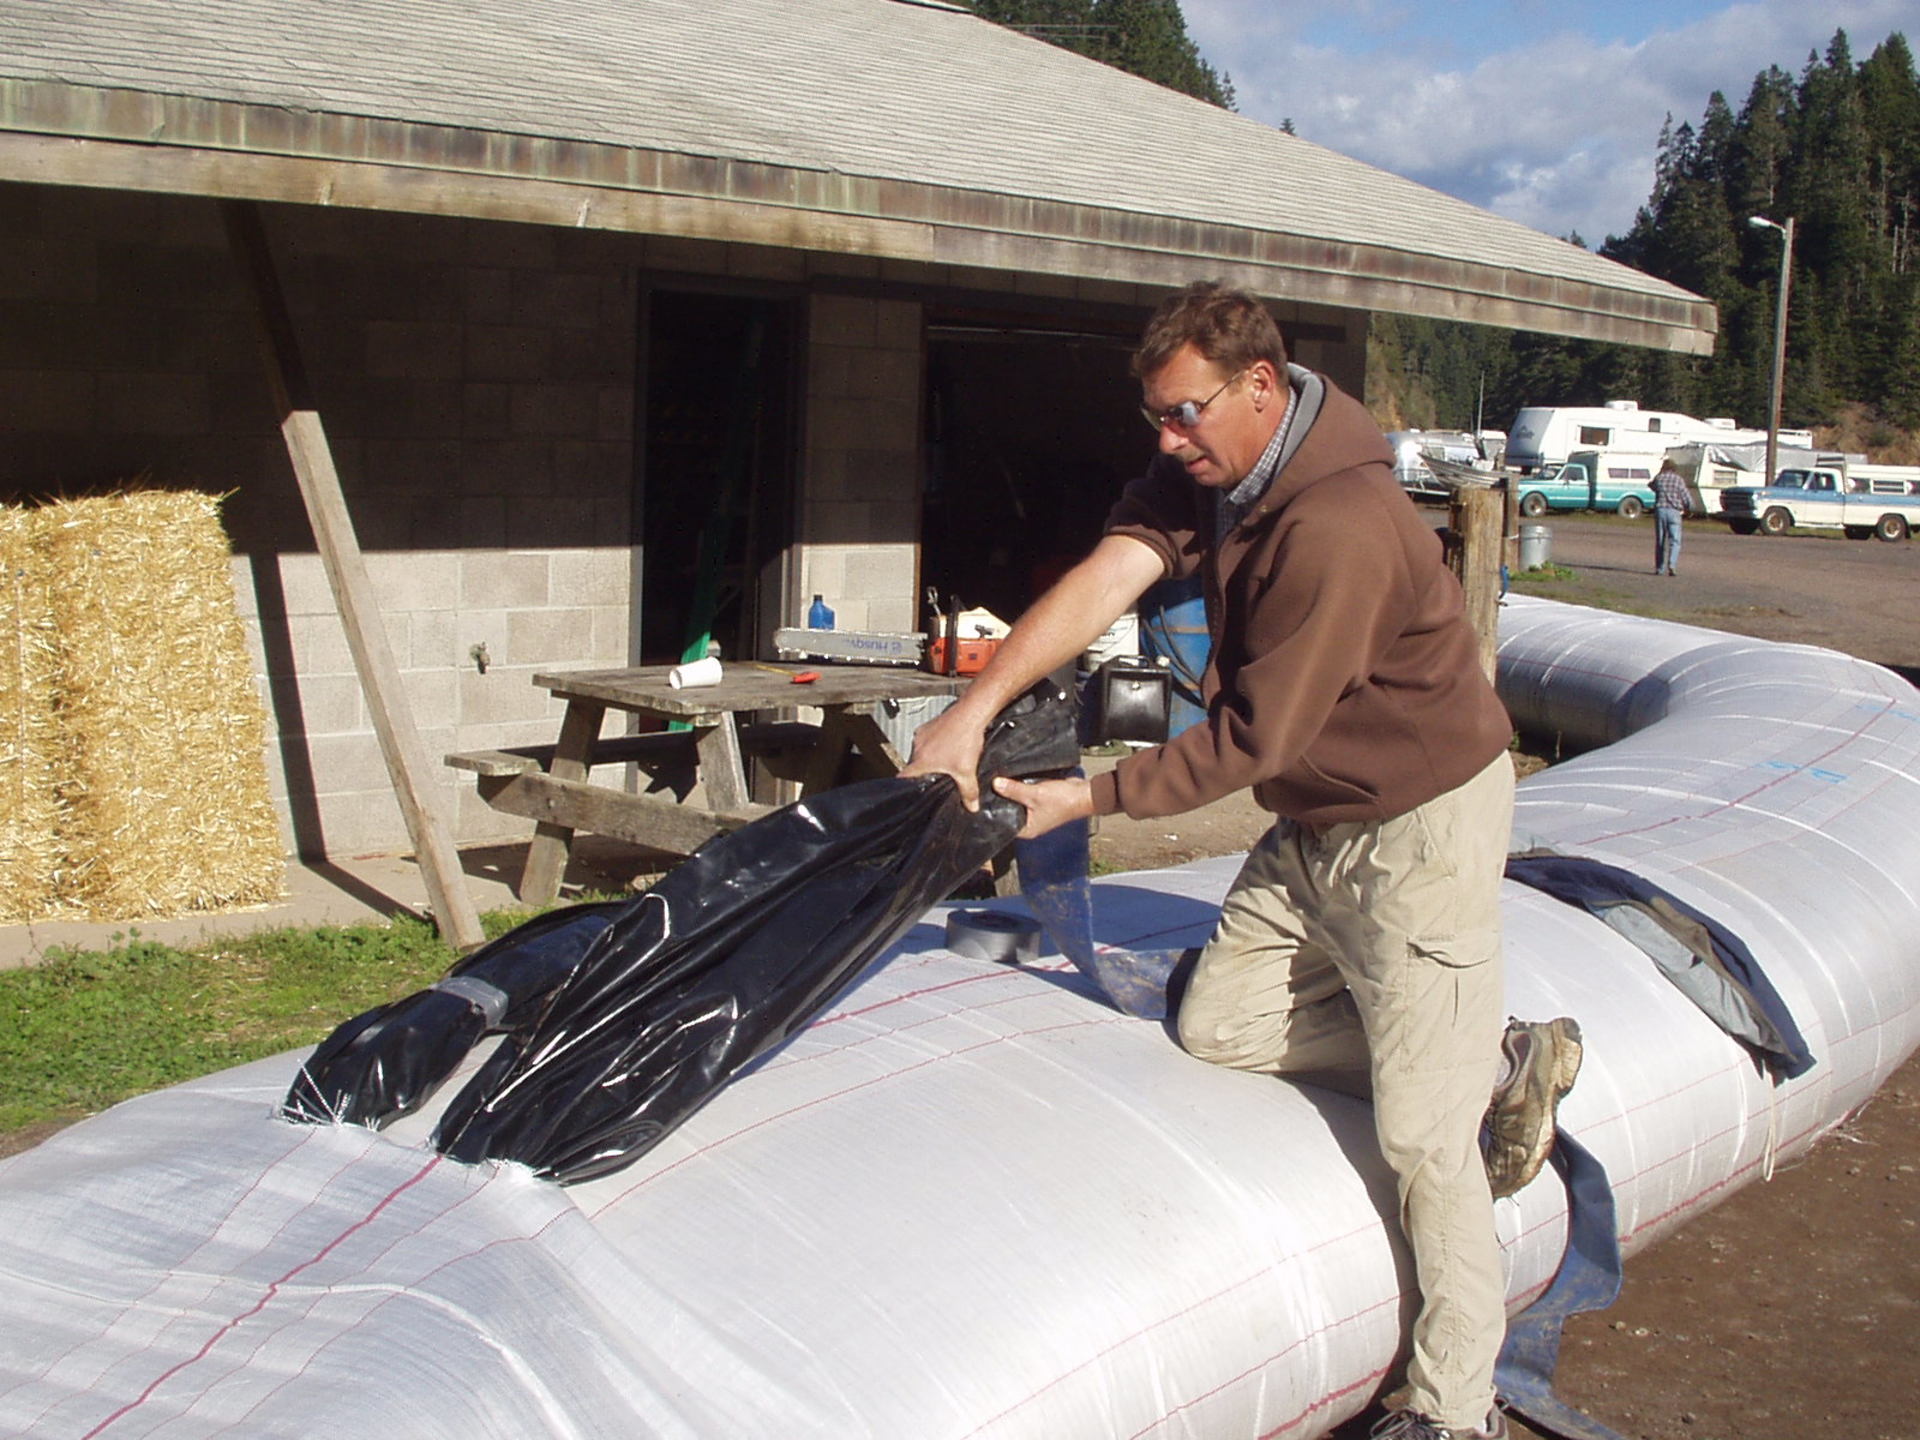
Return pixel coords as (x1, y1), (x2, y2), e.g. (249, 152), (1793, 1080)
(1720, 467), (1920, 540)
(1515, 449), (1661, 519)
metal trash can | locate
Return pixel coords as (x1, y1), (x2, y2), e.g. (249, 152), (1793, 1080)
(1518, 524), (1552, 571)
(873, 692), (956, 760)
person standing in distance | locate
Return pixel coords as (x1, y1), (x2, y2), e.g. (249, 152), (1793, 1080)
(1652, 457), (1690, 575)
(905, 281), (1582, 1440)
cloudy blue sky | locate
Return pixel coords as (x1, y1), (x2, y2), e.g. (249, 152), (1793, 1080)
(1180, 0), (1920, 246)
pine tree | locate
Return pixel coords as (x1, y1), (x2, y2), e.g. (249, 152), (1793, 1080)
(970, 0), (1231, 107)
(1882, 274), (1920, 426)
(969, 0), (1099, 53)
(1784, 33), (1876, 412)
(1855, 36), (1920, 409)
(1718, 67), (1800, 426)
(1532, 33), (1916, 441)
(1089, 0), (1232, 107)
(1729, 67), (1797, 221)
(1858, 34), (1920, 271)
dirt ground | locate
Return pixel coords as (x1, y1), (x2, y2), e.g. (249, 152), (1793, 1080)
(1118, 513), (1919, 1440)
(1491, 515), (1920, 1440)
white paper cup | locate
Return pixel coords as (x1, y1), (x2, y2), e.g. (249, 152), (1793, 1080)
(668, 656), (723, 689)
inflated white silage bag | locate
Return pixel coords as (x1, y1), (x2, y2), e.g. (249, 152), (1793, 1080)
(0, 595), (1915, 1437)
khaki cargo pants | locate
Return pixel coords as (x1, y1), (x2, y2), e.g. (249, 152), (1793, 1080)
(1176, 752), (1514, 1430)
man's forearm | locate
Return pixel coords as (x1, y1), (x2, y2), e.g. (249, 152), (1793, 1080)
(905, 534), (1164, 807)
(948, 534), (1165, 720)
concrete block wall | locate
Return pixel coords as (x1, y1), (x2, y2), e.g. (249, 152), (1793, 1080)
(0, 183), (638, 859)
(246, 210), (643, 856)
(231, 547), (632, 856)
(798, 293), (924, 635)
(2, 178), (1373, 862)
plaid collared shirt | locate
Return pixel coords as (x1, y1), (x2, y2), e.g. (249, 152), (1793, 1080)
(1653, 468), (1690, 512)
(1215, 392), (1296, 542)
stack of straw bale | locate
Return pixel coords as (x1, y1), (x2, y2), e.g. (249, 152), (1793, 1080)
(1, 506), (67, 920)
(0, 490), (285, 922)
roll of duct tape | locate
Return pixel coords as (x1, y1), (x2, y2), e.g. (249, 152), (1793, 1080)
(944, 909), (1042, 965)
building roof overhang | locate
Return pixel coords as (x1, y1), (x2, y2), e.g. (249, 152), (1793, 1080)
(0, 0), (1717, 354)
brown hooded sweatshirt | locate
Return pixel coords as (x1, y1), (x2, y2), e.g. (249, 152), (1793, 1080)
(1089, 368), (1512, 827)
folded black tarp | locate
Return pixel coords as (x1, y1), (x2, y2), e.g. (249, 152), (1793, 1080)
(282, 901), (627, 1127)
(286, 680), (1077, 1185)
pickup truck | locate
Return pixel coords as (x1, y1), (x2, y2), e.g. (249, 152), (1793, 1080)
(1514, 449), (1660, 518)
(1720, 467), (1920, 541)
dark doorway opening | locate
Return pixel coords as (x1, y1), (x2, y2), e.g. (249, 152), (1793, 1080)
(921, 316), (1152, 626)
(639, 290), (798, 667)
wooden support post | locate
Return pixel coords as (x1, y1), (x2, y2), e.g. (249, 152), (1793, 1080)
(518, 698), (606, 906)
(692, 717), (751, 812)
(1448, 485), (1504, 684)
(223, 200), (485, 952)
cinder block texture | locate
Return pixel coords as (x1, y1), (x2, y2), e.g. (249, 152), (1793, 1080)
(0, 186), (640, 858)
(799, 293), (923, 636)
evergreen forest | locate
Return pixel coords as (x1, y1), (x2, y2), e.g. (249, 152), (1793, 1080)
(966, 0), (1234, 110)
(1376, 29), (1920, 456)
(973, 5), (1920, 459)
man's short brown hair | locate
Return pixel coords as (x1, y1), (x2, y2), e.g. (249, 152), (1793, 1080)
(1131, 281), (1288, 380)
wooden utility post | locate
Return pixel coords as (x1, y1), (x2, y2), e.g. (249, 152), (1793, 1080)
(223, 201), (485, 952)
(1446, 483), (1504, 683)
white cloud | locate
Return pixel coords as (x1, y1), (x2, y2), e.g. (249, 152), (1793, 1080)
(1183, 0), (1920, 244)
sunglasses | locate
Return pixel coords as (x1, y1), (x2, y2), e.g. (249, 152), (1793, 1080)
(1140, 370), (1243, 432)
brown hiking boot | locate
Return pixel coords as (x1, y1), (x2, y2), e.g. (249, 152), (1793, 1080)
(1484, 1017), (1583, 1199)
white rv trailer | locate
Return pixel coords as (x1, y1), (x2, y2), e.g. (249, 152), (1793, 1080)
(1506, 400), (1814, 474)
(1660, 441), (1865, 515)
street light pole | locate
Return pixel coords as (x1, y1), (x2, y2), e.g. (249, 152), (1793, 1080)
(1748, 213), (1796, 486)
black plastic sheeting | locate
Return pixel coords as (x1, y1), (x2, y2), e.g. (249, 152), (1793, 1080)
(284, 680), (1077, 1185)
(282, 901), (626, 1127)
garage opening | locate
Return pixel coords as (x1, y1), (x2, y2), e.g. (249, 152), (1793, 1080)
(638, 289), (799, 667)
(921, 312), (1153, 627)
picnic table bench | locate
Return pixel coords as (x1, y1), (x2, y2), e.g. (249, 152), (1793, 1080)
(447, 662), (967, 904)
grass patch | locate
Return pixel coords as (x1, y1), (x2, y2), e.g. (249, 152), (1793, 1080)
(1506, 565), (1700, 624)
(0, 906), (548, 1138)
(1509, 565), (1646, 610)
(1510, 561), (1577, 584)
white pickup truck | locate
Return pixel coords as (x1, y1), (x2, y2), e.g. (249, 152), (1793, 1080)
(1719, 466), (1920, 541)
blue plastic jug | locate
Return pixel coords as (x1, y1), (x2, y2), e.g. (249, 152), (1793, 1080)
(807, 594), (835, 630)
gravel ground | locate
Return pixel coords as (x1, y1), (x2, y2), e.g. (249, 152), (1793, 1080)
(1510, 507), (1920, 675)
(1490, 512), (1919, 1440)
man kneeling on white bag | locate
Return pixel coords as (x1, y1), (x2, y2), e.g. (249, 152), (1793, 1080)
(906, 280), (1582, 1440)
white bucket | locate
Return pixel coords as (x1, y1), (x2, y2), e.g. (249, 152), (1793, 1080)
(1518, 524), (1552, 570)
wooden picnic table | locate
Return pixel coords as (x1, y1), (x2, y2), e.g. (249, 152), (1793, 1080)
(447, 662), (968, 904)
